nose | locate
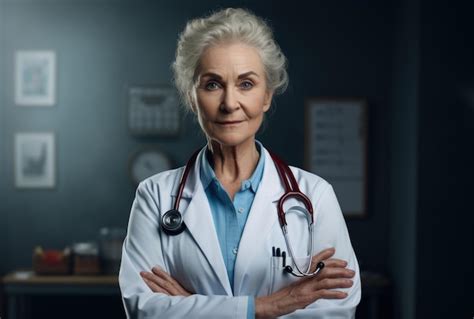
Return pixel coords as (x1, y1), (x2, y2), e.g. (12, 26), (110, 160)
(220, 87), (240, 112)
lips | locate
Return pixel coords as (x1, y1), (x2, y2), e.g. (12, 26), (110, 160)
(216, 120), (243, 125)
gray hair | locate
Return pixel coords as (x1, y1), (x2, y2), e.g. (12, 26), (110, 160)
(172, 8), (289, 111)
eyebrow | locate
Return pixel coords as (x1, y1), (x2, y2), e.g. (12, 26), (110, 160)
(200, 71), (260, 80)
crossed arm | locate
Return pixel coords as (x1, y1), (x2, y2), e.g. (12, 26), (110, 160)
(121, 180), (360, 318)
(140, 247), (355, 318)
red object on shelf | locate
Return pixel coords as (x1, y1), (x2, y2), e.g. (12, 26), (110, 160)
(43, 250), (63, 265)
(33, 246), (71, 275)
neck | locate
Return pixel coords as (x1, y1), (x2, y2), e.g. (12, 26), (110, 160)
(207, 138), (260, 184)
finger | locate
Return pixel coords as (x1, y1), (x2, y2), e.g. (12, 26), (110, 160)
(323, 258), (348, 269)
(311, 248), (336, 265)
(140, 272), (172, 294)
(308, 259), (345, 274)
(150, 268), (192, 296)
(141, 271), (178, 295)
(314, 289), (348, 300)
(151, 267), (178, 285)
(317, 266), (355, 279)
(309, 248), (336, 272)
(315, 278), (353, 290)
(152, 267), (189, 295)
(143, 277), (170, 294)
(152, 266), (177, 283)
(309, 256), (344, 275)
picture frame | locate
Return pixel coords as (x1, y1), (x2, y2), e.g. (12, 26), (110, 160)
(15, 50), (56, 106)
(14, 132), (56, 189)
(305, 98), (368, 218)
(128, 86), (180, 136)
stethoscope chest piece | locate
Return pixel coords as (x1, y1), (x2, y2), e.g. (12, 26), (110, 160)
(161, 209), (186, 235)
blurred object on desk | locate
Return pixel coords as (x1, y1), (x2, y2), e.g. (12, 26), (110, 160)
(33, 247), (71, 275)
(99, 227), (126, 275)
(72, 242), (100, 275)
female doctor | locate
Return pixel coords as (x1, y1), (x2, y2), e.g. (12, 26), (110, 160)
(119, 8), (361, 319)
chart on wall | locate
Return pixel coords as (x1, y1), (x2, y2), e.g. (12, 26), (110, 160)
(305, 98), (368, 218)
(128, 86), (180, 136)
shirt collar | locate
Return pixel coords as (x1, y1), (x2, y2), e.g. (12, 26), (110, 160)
(200, 140), (266, 193)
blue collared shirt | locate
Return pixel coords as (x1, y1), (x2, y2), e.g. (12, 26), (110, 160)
(200, 141), (265, 319)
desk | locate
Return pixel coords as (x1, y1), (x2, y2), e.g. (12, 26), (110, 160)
(2, 271), (120, 319)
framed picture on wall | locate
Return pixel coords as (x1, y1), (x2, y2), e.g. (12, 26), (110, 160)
(305, 98), (368, 218)
(128, 86), (180, 136)
(14, 132), (56, 188)
(15, 50), (57, 106)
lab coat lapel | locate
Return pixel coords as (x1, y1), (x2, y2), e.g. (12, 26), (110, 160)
(233, 148), (284, 294)
(173, 148), (233, 296)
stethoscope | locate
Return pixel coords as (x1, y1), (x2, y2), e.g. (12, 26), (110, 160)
(161, 148), (324, 277)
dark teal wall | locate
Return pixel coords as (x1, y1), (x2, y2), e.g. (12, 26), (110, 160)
(0, 0), (395, 281)
(416, 1), (474, 318)
(0, 1), (6, 276)
(388, 1), (419, 318)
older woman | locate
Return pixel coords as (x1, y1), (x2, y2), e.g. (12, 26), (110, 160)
(119, 8), (360, 318)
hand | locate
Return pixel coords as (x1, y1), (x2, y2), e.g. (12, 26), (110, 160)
(256, 248), (355, 319)
(140, 266), (192, 296)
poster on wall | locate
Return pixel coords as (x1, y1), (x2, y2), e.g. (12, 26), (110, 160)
(14, 132), (56, 189)
(305, 98), (368, 218)
(15, 50), (56, 107)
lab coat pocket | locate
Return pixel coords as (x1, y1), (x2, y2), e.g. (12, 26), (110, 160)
(269, 256), (308, 294)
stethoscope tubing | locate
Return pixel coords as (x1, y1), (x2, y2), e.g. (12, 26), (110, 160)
(162, 147), (321, 277)
(173, 149), (201, 210)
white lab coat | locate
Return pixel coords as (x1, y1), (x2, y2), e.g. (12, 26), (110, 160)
(119, 145), (361, 318)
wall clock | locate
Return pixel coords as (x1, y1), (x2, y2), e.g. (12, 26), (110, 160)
(129, 148), (172, 185)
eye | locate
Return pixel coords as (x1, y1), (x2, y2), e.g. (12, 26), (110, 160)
(239, 80), (254, 90)
(205, 81), (220, 91)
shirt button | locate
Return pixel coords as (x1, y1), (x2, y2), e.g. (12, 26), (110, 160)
(232, 247), (238, 255)
(238, 207), (244, 213)
(245, 181), (250, 188)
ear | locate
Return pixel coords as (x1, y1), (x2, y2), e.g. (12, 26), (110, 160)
(263, 90), (274, 112)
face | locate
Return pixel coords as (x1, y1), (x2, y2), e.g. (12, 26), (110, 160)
(192, 42), (273, 148)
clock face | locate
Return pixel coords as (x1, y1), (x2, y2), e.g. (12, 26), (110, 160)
(130, 150), (171, 185)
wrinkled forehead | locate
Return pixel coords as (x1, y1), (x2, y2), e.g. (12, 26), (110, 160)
(195, 42), (266, 81)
